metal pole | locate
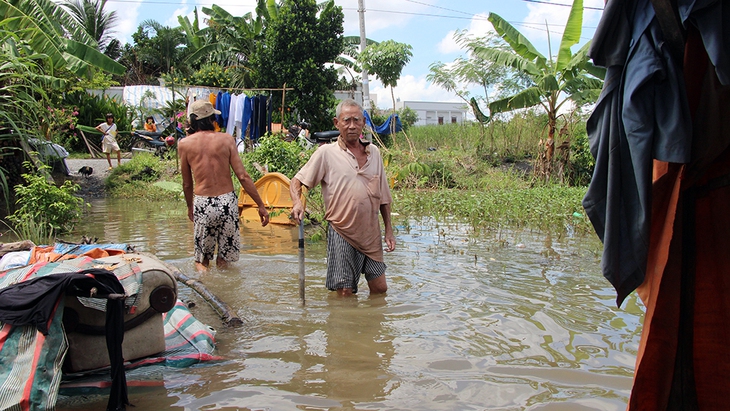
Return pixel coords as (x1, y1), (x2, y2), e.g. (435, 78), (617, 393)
(358, 0), (371, 112)
(298, 222), (305, 304)
(282, 82), (287, 127)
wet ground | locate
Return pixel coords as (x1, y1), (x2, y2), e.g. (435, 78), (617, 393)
(65, 158), (131, 198)
(56, 197), (643, 411)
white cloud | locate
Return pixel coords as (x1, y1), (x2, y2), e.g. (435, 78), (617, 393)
(437, 30), (460, 54)
(165, 6), (191, 28)
(436, 13), (495, 55)
(335, 0), (431, 35)
(108, 1), (140, 44)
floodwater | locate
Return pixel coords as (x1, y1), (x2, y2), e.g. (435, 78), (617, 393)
(58, 198), (644, 411)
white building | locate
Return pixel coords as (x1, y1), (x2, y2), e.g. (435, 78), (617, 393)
(395, 100), (469, 126)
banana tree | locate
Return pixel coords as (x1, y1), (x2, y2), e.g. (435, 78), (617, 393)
(472, 0), (604, 179)
(0, 0), (124, 76)
(200, 2), (269, 87)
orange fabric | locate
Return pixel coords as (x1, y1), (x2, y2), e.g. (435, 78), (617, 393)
(692, 161), (730, 408)
(631, 161), (683, 410)
(28, 246), (125, 265)
(628, 27), (730, 410)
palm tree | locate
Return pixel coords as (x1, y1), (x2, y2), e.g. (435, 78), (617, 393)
(472, 0), (604, 180)
(61, 0), (119, 54)
(0, 0), (124, 76)
(200, 4), (267, 87)
(136, 20), (185, 75)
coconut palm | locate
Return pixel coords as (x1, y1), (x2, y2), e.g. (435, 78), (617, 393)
(472, 0), (604, 180)
(0, 0), (124, 76)
(135, 20), (186, 75)
(61, 0), (119, 54)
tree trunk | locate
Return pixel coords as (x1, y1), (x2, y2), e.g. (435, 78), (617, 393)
(390, 87), (397, 137)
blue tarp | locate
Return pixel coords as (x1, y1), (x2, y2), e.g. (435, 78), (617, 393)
(364, 111), (402, 135)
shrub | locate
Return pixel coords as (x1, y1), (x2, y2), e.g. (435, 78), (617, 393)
(242, 134), (312, 181)
(7, 162), (86, 235)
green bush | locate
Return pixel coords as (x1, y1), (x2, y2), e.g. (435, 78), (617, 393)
(7, 163), (86, 235)
(106, 153), (179, 199)
(242, 134), (312, 181)
(568, 130), (594, 187)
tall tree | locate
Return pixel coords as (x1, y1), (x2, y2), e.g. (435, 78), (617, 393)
(428, 30), (526, 153)
(473, 0), (604, 180)
(0, 0), (125, 76)
(251, 0), (344, 130)
(133, 20), (186, 76)
(61, 0), (118, 55)
(200, 2), (268, 87)
(358, 40), (413, 114)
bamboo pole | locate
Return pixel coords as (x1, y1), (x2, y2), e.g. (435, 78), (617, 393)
(154, 257), (244, 327)
(282, 83), (287, 127)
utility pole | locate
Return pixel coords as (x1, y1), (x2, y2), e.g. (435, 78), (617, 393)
(358, 0), (371, 112)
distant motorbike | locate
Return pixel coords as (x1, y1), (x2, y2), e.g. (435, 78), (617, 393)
(286, 120), (339, 149)
(129, 123), (185, 158)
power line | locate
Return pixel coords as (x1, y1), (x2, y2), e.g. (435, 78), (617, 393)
(402, 0), (603, 12)
(522, 0), (604, 11)
(102, 0), (596, 37)
(400, 0), (476, 17)
(357, 7), (596, 33)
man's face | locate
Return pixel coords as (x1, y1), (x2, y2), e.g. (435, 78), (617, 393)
(334, 105), (363, 142)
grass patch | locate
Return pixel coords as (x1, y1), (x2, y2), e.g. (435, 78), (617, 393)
(93, 114), (593, 238)
(393, 184), (590, 235)
(106, 153), (182, 200)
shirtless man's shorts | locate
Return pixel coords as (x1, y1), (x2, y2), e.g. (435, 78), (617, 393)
(192, 191), (240, 263)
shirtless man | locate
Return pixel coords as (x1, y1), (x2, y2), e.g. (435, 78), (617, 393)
(179, 100), (270, 271)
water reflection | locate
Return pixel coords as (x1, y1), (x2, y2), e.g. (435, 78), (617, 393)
(62, 198), (643, 410)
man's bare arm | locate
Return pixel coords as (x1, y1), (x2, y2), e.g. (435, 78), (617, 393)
(179, 143), (194, 222)
(380, 203), (395, 252)
(229, 139), (269, 226)
(289, 177), (307, 223)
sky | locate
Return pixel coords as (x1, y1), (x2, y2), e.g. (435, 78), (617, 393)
(103, 0), (606, 110)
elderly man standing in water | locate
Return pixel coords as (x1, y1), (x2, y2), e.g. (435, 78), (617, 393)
(180, 100), (270, 271)
(290, 99), (396, 296)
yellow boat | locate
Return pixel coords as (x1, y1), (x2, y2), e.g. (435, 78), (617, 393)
(238, 172), (305, 225)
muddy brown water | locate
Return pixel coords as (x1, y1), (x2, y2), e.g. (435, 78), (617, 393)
(56, 198), (643, 410)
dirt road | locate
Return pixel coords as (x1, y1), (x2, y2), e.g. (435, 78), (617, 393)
(65, 158), (131, 199)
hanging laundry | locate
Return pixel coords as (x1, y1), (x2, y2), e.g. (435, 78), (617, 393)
(240, 96), (253, 143)
(216, 91), (231, 131)
(226, 94), (239, 137)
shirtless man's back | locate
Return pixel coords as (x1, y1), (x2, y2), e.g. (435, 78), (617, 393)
(179, 100), (269, 270)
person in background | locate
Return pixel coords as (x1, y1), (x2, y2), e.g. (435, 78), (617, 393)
(289, 98), (396, 296)
(179, 100), (270, 271)
(95, 113), (121, 170)
(144, 116), (157, 132)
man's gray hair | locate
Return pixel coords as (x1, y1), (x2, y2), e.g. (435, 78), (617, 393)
(335, 99), (363, 117)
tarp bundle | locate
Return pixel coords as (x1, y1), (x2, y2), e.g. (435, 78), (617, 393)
(0, 245), (219, 411)
(364, 110), (402, 135)
(0, 257), (127, 411)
